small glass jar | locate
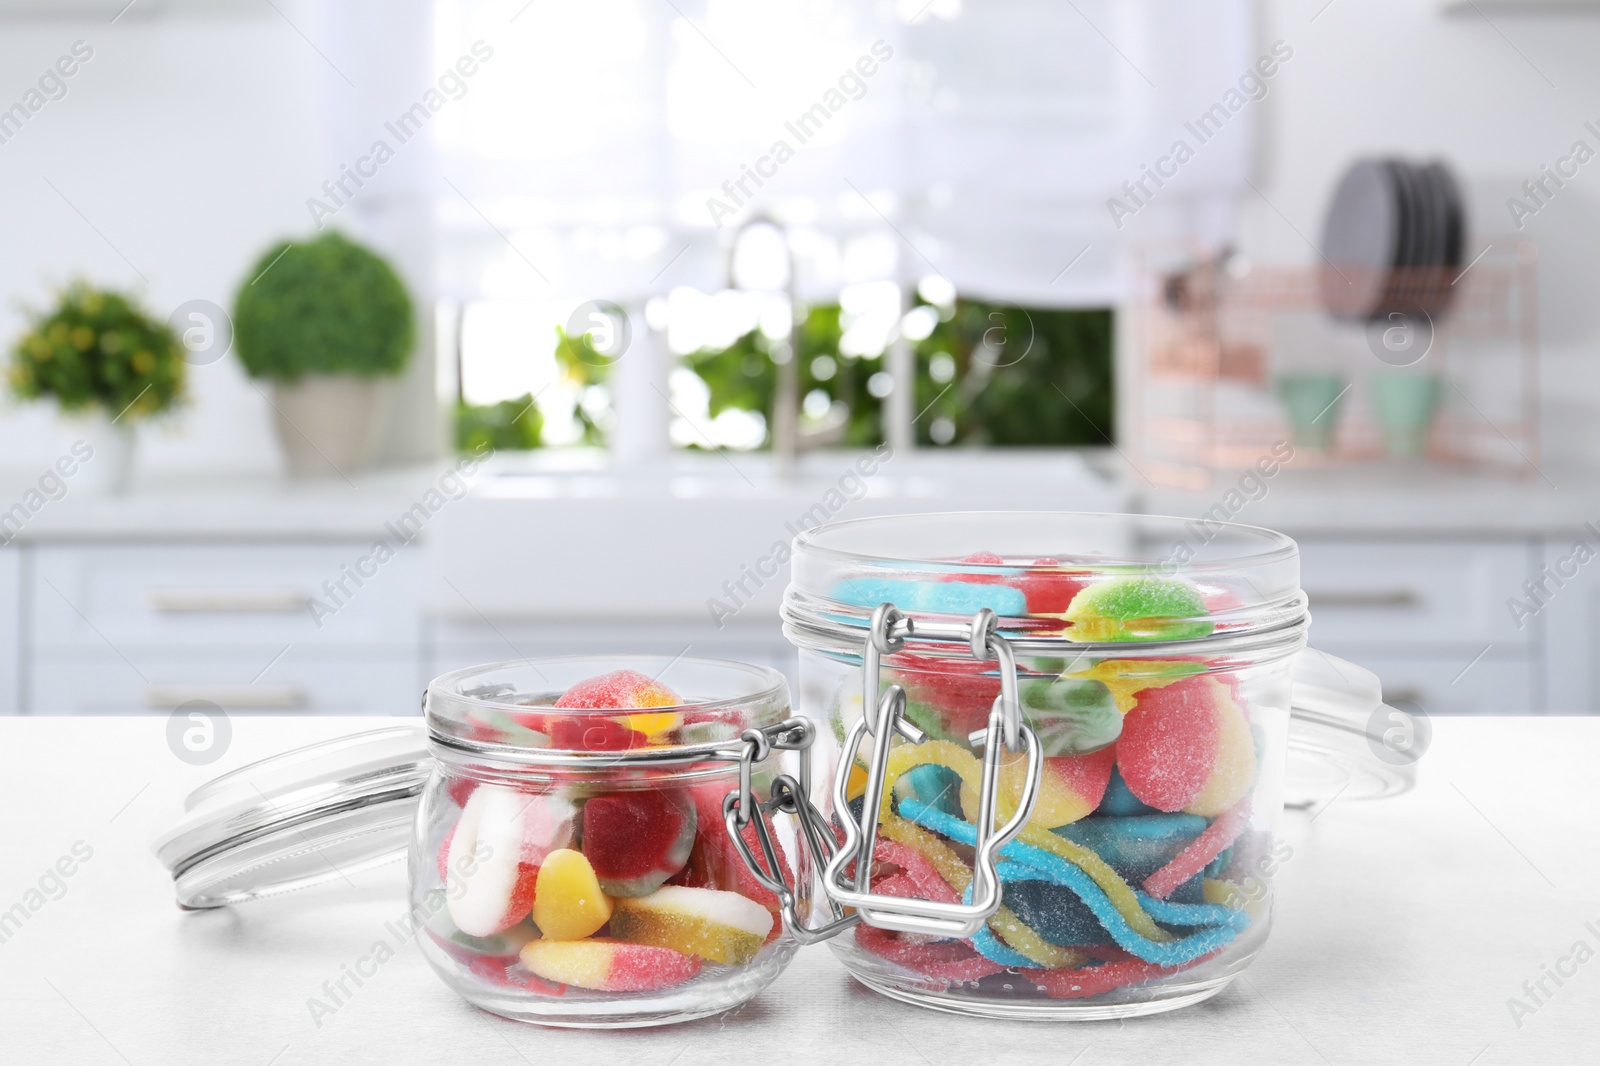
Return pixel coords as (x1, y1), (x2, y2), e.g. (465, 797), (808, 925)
(414, 655), (805, 1027)
(155, 654), (810, 1029)
(778, 511), (1389, 1020)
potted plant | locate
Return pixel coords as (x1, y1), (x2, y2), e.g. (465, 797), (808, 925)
(8, 281), (185, 494)
(233, 231), (414, 477)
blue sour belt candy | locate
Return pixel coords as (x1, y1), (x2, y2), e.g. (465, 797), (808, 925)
(1055, 812), (1209, 884)
(832, 578), (1028, 617)
(899, 799), (1245, 968)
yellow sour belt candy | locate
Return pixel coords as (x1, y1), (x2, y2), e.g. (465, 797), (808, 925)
(878, 740), (1172, 945)
(878, 815), (1086, 969)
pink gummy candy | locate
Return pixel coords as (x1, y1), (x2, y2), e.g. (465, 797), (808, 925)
(1142, 796), (1252, 899)
(854, 924), (1005, 983)
(1115, 676), (1222, 812)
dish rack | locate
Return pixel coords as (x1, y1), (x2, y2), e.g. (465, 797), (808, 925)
(1128, 239), (1539, 489)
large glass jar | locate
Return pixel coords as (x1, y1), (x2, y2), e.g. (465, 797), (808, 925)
(414, 656), (806, 1027)
(781, 512), (1323, 1019)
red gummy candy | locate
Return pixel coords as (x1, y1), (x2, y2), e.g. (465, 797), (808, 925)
(581, 790), (696, 897)
(1115, 675), (1221, 812)
(1143, 796), (1252, 899)
(889, 652), (1001, 735)
(873, 840), (961, 905)
(853, 925), (1004, 983)
(1018, 557), (1090, 615)
(555, 669), (679, 710)
(436, 826), (455, 883)
(446, 778), (477, 808)
(679, 781), (793, 914)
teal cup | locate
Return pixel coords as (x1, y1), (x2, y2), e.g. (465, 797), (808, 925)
(1276, 373), (1347, 451)
(1371, 373), (1441, 458)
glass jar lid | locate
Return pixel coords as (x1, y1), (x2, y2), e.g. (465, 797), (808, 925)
(153, 725), (431, 909)
(783, 510), (1307, 660)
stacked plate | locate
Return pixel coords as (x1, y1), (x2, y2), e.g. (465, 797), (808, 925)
(1319, 159), (1464, 321)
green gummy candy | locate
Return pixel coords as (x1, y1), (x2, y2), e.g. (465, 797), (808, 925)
(1020, 677), (1122, 755)
(1064, 576), (1214, 642)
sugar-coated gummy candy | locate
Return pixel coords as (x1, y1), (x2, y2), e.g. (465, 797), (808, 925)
(1116, 675), (1256, 815)
(532, 848), (613, 941)
(1020, 676), (1122, 755)
(1114, 675), (1221, 812)
(519, 939), (703, 993)
(608, 885), (774, 967)
(959, 747), (1116, 829)
(1054, 813), (1210, 886)
(893, 763), (963, 818)
(581, 790), (696, 897)
(554, 669), (681, 710)
(1062, 576), (1214, 643)
(447, 785), (572, 937)
(421, 891), (539, 961)
(1141, 798), (1252, 900)
(853, 924), (1006, 983)
(677, 781), (793, 914)
(832, 577), (1028, 618)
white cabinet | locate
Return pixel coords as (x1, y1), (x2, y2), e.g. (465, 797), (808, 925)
(0, 546), (18, 713)
(1296, 538), (1544, 715)
(1538, 537), (1600, 713)
(23, 543), (423, 715)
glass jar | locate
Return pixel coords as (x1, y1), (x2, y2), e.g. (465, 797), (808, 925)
(778, 511), (1374, 1020)
(155, 654), (811, 1029)
(415, 655), (806, 1027)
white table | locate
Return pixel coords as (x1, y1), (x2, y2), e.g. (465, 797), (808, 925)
(1, 716), (1594, 1065)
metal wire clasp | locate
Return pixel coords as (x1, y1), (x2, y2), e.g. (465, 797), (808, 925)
(720, 718), (860, 945)
(820, 604), (1043, 939)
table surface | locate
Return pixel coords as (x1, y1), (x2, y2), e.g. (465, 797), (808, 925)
(1, 716), (1595, 1066)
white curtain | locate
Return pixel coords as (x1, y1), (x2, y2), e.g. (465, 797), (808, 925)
(427, 0), (1255, 309)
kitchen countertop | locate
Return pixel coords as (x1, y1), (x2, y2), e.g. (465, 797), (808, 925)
(2, 450), (1595, 544)
(1, 715), (1594, 1065)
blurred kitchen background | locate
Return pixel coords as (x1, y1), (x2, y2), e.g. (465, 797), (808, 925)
(2, 0), (1598, 717)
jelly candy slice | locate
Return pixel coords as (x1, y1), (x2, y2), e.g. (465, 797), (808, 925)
(447, 785), (572, 937)
(554, 669), (680, 709)
(582, 790), (696, 897)
(520, 939), (702, 993)
(608, 885), (774, 966)
(532, 848), (613, 941)
(1062, 576), (1214, 643)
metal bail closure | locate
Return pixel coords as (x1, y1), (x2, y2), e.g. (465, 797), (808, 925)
(821, 605), (1043, 939)
(720, 718), (860, 945)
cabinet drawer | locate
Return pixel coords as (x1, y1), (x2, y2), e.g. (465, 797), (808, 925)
(1298, 539), (1534, 648)
(0, 546), (18, 713)
(1316, 645), (1538, 715)
(26, 652), (422, 715)
(31, 544), (422, 651)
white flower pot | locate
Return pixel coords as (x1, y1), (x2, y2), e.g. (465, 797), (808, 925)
(74, 417), (137, 496)
(269, 375), (386, 478)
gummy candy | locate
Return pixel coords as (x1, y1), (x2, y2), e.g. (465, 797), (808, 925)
(520, 939), (702, 993)
(957, 747), (1116, 829)
(1142, 798), (1252, 900)
(1020, 676), (1122, 755)
(609, 885), (774, 966)
(1062, 577), (1214, 643)
(833, 577), (1028, 618)
(581, 790), (696, 897)
(532, 848), (613, 941)
(447, 786), (571, 937)
(678, 781), (793, 914)
(854, 924), (1005, 984)
(1116, 675), (1256, 816)
(1066, 659), (1206, 714)
(555, 669), (680, 710)
(1096, 766), (1159, 816)
(899, 800), (1237, 967)
(877, 740), (1170, 943)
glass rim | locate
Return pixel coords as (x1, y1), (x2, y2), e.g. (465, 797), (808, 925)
(425, 654), (789, 718)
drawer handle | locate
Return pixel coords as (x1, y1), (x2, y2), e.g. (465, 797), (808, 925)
(1384, 688), (1425, 707)
(145, 685), (307, 710)
(148, 589), (310, 614)
(1304, 590), (1420, 609)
